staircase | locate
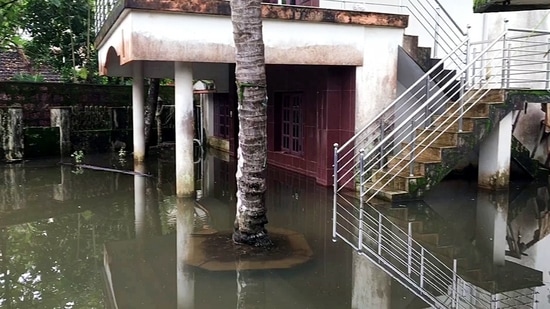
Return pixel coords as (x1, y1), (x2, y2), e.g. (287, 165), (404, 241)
(332, 3), (550, 308)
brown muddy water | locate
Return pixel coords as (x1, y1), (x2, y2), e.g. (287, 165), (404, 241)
(0, 152), (549, 308)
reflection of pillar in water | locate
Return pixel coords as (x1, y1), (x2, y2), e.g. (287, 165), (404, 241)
(50, 107), (71, 156)
(0, 164), (25, 211)
(475, 190), (508, 266)
(236, 266), (266, 309)
(352, 251), (391, 309)
(203, 153), (215, 198)
(54, 165), (72, 201)
(177, 197), (195, 309)
(134, 163), (146, 240)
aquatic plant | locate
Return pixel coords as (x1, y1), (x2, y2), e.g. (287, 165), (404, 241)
(71, 150), (85, 164)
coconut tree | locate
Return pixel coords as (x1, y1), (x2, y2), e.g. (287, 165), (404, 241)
(230, 0), (272, 247)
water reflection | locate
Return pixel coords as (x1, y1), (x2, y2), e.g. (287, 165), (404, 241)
(1, 155), (550, 308)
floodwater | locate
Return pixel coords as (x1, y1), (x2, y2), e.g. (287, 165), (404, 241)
(0, 150), (549, 309)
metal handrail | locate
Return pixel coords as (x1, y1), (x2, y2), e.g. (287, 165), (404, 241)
(333, 192), (538, 308)
(334, 26), (550, 309)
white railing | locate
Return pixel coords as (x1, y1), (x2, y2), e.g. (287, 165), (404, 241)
(333, 25), (550, 309)
(94, 0), (119, 34)
(334, 193), (539, 308)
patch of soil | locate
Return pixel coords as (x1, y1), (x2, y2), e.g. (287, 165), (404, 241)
(201, 232), (292, 262)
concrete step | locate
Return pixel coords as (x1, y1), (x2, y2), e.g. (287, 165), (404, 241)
(465, 89), (505, 103)
(415, 128), (460, 146)
(430, 115), (478, 132)
(443, 101), (490, 118)
(400, 143), (446, 162)
(387, 156), (427, 177)
(363, 181), (412, 202)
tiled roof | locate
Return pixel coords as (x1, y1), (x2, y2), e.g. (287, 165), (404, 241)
(0, 49), (64, 82)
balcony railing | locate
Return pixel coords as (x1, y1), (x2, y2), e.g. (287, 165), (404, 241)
(95, 0), (119, 35)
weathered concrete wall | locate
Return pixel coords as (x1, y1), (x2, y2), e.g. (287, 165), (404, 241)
(0, 107), (23, 162)
(0, 82), (176, 159)
(0, 81), (175, 126)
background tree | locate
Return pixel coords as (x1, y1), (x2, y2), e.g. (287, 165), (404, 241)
(0, 0), (26, 49)
(21, 0), (96, 82)
(230, 0), (272, 247)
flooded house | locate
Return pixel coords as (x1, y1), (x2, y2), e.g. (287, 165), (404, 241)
(2, 0), (550, 308)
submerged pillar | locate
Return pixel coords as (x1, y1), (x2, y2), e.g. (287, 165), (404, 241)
(2, 107), (24, 162)
(132, 62), (145, 162)
(475, 190), (508, 266)
(177, 197), (195, 308)
(50, 107), (71, 156)
(478, 113), (513, 190)
(352, 252), (391, 309)
(134, 163), (146, 240)
(175, 62), (194, 197)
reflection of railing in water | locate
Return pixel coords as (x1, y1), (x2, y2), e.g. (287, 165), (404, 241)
(508, 182), (550, 259)
(334, 193), (538, 308)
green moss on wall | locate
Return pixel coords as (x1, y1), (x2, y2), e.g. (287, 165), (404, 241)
(474, 0), (493, 12)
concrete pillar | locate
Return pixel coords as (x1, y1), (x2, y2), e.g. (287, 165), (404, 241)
(50, 107), (71, 156)
(478, 112), (513, 190)
(175, 62), (195, 197)
(475, 189), (508, 266)
(134, 163), (146, 240)
(352, 252), (391, 309)
(1, 107), (24, 162)
(132, 62), (145, 162)
(177, 197), (195, 308)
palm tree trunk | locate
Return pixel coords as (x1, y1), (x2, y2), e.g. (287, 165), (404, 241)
(230, 0), (272, 247)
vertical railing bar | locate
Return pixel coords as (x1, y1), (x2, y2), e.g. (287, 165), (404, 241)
(458, 74), (465, 132)
(407, 221), (413, 276)
(507, 43), (512, 88)
(465, 25), (471, 87)
(409, 120), (416, 177)
(501, 19), (509, 87)
(433, 6), (441, 58)
(377, 212), (383, 259)
(379, 119), (384, 170)
(546, 38), (550, 89)
(332, 143), (338, 241)
(420, 247), (425, 290)
(358, 149), (365, 251)
(452, 258), (458, 308)
(424, 76), (431, 129)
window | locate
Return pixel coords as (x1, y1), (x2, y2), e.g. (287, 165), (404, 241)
(213, 93), (230, 139)
(280, 93), (303, 156)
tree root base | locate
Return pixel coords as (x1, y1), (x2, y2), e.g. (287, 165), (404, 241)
(233, 230), (274, 248)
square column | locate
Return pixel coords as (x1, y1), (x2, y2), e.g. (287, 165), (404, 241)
(478, 112), (513, 190)
(50, 107), (71, 156)
(132, 62), (145, 162)
(175, 62), (195, 198)
(1, 107), (24, 162)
